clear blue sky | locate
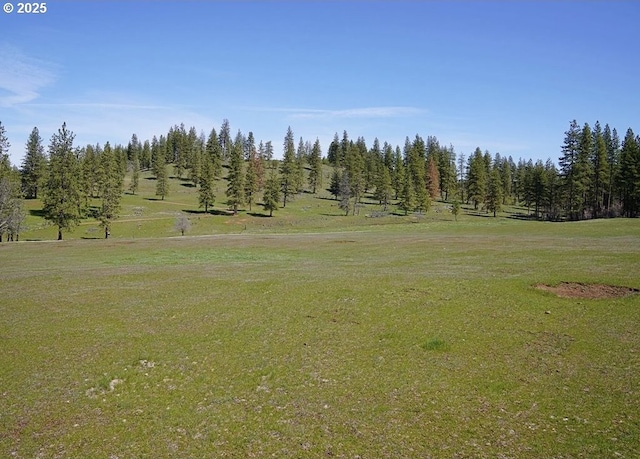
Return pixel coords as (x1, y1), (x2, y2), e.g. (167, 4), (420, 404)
(2, 1), (639, 166)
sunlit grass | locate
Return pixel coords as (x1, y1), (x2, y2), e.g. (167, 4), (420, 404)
(2, 170), (640, 457)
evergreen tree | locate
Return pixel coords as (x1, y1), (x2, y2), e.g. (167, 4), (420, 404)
(294, 137), (306, 193)
(486, 166), (503, 217)
(457, 152), (466, 202)
(545, 159), (562, 220)
(438, 144), (457, 201)
(0, 122), (10, 163)
(618, 128), (640, 217)
(81, 144), (99, 199)
(198, 155), (215, 213)
(559, 120), (581, 219)
(0, 174), (25, 242)
(187, 127), (202, 187)
(129, 148), (140, 195)
(451, 200), (461, 221)
(467, 148), (487, 210)
(141, 139), (152, 170)
(603, 125), (620, 210)
(328, 167), (341, 200)
(98, 142), (123, 238)
(426, 155), (440, 200)
(244, 141), (259, 211)
(280, 126), (297, 207)
(21, 127), (46, 199)
(262, 170), (280, 217)
(590, 121), (609, 218)
(327, 133), (341, 166)
(42, 123), (84, 240)
(155, 148), (169, 200)
(338, 171), (352, 216)
(206, 127), (223, 178)
(0, 128), (26, 242)
(308, 138), (322, 193)
(263, 140), (274, 165)
(573, 123), (594, 218)
(373, 163), (392, 211)
(392, 146), (405, 200)
(226, 130), (245, 215)
(218, 119), (231, 160)
(344, 141), (365, 214)
(529, 160), (548, 219)
(399, 172), (416, 215)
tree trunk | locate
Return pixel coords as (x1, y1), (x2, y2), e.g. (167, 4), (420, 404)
(58, 229), (63, 240)
(105, 227), (109, 239)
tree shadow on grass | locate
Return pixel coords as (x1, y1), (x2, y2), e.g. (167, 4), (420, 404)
(247, 212), (272, 218)
(180, 183), (196, 188)
(144, 177), (157, 181)
(181, 209), (234, 216)
(29, 208), (46, 217)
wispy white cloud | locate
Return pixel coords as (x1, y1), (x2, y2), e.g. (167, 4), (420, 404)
(0, 44), (57, 107)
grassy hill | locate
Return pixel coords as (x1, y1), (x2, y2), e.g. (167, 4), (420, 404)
(19, 165), (521, 241)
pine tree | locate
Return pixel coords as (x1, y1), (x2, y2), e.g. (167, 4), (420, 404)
(467, 148), (487, 210)
(591, 121), (609, 218)
(373, 164), (392, 211)
(155, 148), (169, 200)
(198, 155), (215, 213)
(218, 119), (231, 160)
(618, 128), (640, 217)
(42, 123), (84, 240)
(399, 172), (416, 216)
(559, 120), (582, 219)
(451, 200), (461, 221)
(294, 137), (306, 193)
(426, 155), (440, 200)
(188, 128), (202, 187)
(262, 170), (280, 217)
(99, 142), (123, 238)
(328, 167), (341, 200)
(486, 166), (503, 217)
(280, 127), (297, 207)
(21, 127), (46, 199)
(226, 130), (245, 215)
(0, 174), (25, 242)
(129, 148), (140, 195)
(0, 122), (10, 163)
(573, 123), (594, 218)
(392, 146), (405, 200)
(206, 127), (223, 179)
(603, 125), (620, 210)
(141, 139), (152, 170)
(327, 133), (341, 166)
(529, 160), (548, 219)
(338, 172), (352, 216)
(308, 138), (322, 193)
(244, 143), (258, 211)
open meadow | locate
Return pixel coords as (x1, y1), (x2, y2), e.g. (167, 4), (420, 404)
(2, 172), (640, 458)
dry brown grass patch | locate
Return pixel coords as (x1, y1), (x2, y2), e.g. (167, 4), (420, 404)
(536, 282), (640, 299)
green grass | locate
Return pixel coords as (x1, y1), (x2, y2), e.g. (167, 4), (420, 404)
(2, 171), (640, 458)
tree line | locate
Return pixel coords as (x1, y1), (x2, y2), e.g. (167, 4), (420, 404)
(1, 118), (639, 241)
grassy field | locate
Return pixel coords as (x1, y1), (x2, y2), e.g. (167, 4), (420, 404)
(2, 171), (640, 458)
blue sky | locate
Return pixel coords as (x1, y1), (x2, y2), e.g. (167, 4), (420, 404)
(1, 1), (639, 166)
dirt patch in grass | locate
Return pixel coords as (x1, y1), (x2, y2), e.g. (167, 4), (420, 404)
(536, 282), (640, 299)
